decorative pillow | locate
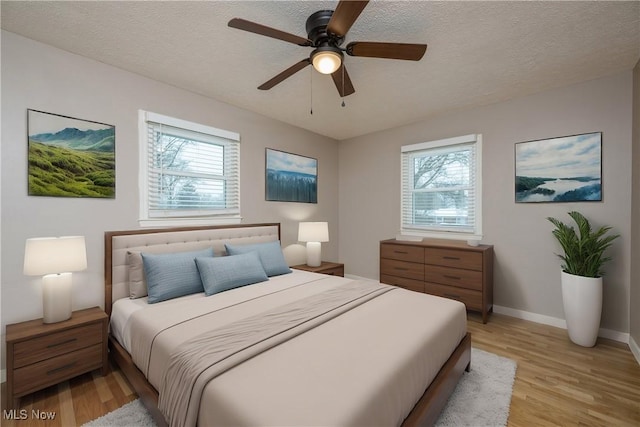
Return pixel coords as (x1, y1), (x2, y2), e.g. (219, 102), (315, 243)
(127, 251), (148, 298)
(224, 241), (292, 276)
(195, 252), (268, 296)
(141, 247), (213, 304)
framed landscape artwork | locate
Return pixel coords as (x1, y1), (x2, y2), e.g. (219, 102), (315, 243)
(265, 148), (317, 203)
(27, 109), (115, 198)
(515, 132), (602, 203)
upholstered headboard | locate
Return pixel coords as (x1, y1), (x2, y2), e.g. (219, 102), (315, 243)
(104, 223), (281, 316)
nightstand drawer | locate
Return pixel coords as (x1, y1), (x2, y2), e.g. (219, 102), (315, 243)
(380, 258), (424, 281)
(424, 282), (482, 310)
(13, 322), (103, 368)
(13, 344), (103, 395)
(380, 244), (424, 263)
(424, 265), (482, 290)
(321, 266), (344, 276)
(424, 248), (482, 271)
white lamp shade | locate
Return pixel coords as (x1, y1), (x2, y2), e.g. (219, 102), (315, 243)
(24, 236), (87, 276)
(298, 222), (329, 243)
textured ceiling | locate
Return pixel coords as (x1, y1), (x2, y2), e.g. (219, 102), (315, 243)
(2, 1), (639, 140)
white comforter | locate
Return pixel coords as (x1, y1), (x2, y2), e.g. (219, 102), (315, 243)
(111, 270), (467, 426)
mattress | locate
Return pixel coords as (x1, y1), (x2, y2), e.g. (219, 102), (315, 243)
(110, 269), (467, 426)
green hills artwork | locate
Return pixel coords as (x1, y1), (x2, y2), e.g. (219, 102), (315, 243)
(28, 110), (115, 198)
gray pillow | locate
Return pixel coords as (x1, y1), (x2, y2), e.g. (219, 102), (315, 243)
(195, 252), (268, 296)
(225, 241), (291, 276)
(141, 247), (213, 304)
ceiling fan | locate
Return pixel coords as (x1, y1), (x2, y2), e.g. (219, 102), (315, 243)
(228, 0), (427, 97)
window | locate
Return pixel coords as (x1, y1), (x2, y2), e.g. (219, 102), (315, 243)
(139, 111), (240, 226)
(401, 134), (482, 239)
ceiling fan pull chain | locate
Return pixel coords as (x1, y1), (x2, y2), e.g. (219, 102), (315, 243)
(310, 66), (313, 115)
(341, 64), (346, 107)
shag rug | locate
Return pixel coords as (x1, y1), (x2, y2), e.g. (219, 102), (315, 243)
(83, 347), (516, 427)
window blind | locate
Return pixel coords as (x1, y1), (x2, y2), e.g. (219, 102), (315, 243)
(143, 117), (239, 219)
(401, 134), (481, 236)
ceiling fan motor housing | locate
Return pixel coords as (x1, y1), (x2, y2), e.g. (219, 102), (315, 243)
(306, 10), (344, 47)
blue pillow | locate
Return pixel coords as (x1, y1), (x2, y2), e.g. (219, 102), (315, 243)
(225, 241), (292, 276)
(141, 247), (213, 303)
(195, 252), (268, 296)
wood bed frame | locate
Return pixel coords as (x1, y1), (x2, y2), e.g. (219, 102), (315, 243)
(104, 223), (471, 427)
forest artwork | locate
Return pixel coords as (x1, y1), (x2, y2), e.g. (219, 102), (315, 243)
(27, 109), (115, 198)
(266, 148), (317, 203)
(515, 132), (602, 203)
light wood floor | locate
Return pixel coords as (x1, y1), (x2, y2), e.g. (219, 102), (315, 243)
(2, 313), (639, 426)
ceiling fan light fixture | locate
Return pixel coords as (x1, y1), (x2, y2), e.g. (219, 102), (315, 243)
(311, 47), (343, 74)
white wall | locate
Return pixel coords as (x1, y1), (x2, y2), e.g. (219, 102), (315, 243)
(339, 71), (633, 335)
(631, 60), (640, 358)
(0, 31), (340, 368)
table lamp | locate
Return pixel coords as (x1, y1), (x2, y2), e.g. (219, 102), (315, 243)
(298, 222), (329, 267)
(23, 236), (87, 323)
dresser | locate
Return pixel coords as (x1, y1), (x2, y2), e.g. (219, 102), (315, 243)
(5, 306), (108, 408)
(380, 239), (493, 323)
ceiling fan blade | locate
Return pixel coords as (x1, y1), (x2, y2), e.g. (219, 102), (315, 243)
(326, 0), (369, 37)
(258, 59), (311, 90)
(346, 42), (427, 61)
(331, 64), (355, 97)
(228, 18), (312, 46)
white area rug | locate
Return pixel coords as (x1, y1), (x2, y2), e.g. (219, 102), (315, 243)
(84, 347), (516, 427)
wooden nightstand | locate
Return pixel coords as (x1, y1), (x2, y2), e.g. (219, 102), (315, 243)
(292, 261), (344, 277)
(5, 306), (108, 408)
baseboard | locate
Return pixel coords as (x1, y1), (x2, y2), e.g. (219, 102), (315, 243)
(493, 305), (629, 344)
(630, 336), (640, 365)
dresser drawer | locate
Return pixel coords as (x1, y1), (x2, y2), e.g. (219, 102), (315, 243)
(425, 248), (483, 271)
(380, 274), (425, 293)
(13, 344), (103, 395)
(424, 265), (483, 291)
(13, 322), (103, 368)
(380, 258), (424, 281)
(424, 282), (483, 310)
(380, 243), (424, 263)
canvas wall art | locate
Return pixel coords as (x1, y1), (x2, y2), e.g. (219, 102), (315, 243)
(515, 132), (602, 203)
(28, 109), (115, 198)
(265, 148), (317, 203)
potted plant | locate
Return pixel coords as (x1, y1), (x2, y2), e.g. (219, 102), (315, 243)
(547, 211), (619, 347)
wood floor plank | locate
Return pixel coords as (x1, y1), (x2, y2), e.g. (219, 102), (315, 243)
(2, 314), (639, 426)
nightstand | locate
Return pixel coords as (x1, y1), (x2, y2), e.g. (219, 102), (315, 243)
(5, 306), (108, 408)
(292, 261), (344, 277)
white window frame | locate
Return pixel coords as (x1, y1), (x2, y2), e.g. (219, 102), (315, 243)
(138, 110), (241, 227)
(400, 134), (482, 240)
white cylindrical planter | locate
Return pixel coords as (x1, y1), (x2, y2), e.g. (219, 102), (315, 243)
(561, 271), (603, 347)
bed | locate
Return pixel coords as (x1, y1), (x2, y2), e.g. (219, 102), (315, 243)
(104, 223), (471, 427)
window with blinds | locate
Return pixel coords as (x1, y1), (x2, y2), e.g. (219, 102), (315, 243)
(139, 111), (240, 226)
(401, 134), (482, 238)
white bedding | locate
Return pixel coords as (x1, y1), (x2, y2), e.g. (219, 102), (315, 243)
(110, 269), (467, 426)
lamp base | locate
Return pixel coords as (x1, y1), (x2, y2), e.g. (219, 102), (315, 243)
(42, 273), (72, 324)
(306, 242), (322, 267)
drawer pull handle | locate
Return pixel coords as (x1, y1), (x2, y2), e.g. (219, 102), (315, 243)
(47, 362), (76, 376)
(443, 256), (460, 260)
(47, 338), (77, 348)
(393, 251), (409, 254)
(444, 275), (462, 280)
(444, 293), (461, 299)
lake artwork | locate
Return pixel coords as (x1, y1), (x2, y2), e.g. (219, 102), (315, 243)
(28, 110), (115, 198)
(266, 148), (317, 203)
(515, 132), (602, 203)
